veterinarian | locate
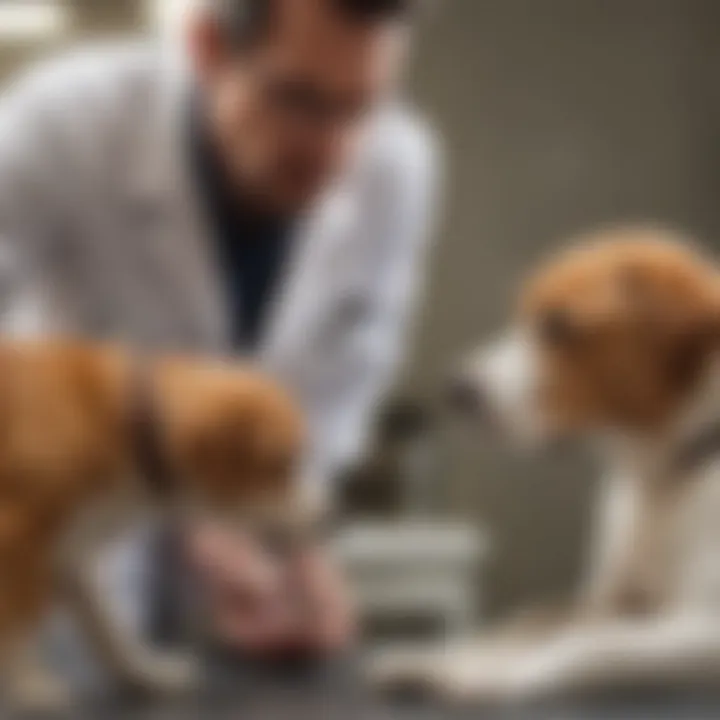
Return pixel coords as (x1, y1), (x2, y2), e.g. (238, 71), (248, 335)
(0, 0), (439, 679)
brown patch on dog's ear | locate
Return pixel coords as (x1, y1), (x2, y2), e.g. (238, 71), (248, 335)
(665, 305), (720, 395)
(655, 275), (720, 396)
(602, 253), (720, 396)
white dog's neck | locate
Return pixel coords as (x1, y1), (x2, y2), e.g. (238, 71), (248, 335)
(603, 357), (720, 483)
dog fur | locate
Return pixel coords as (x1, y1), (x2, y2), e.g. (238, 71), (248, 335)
(0, 339), (304, 709)
(371, 227), (720, 704)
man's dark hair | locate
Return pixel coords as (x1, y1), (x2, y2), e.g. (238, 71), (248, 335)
(211, 0), (423, 45)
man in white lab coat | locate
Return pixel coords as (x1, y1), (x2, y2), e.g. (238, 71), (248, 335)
(0, 0), (439, 673)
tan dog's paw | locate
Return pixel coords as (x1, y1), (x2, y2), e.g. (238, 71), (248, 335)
(5, 668), (73, 714)
(122, 652), (200, 697)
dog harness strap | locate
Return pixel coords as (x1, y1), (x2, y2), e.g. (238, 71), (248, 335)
(129, 355), (174, 498)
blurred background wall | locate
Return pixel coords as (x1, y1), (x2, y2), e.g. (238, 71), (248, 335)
(2, 0), (720, 615)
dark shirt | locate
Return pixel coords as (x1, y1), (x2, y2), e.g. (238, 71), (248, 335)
(188, 104), (293, 350)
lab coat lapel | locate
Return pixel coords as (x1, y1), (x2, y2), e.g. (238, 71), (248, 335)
(261, 182), (360, 377)
(123, 49), (230, 352)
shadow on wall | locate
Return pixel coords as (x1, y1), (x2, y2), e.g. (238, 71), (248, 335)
(404, 0), (720, 616)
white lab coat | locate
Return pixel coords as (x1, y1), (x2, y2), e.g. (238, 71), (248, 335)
(0, 42), (439, 649)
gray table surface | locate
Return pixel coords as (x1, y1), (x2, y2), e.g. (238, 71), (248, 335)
(54, 692), (720, 720)
(9, 654), (720, 719)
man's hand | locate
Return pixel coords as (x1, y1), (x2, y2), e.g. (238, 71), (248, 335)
(186, 524), (355, 657)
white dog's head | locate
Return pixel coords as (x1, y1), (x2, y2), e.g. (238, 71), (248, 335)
(449, 228), (720, 447)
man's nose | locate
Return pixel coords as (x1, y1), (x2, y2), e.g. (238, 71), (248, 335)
(445, 373), (487, 417)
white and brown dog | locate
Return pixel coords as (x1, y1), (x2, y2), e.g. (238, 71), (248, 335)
(373, 227), (720, 703)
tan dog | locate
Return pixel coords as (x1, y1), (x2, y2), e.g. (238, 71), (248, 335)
(373, 227), (720, 703)
(0, 339), (304, 710)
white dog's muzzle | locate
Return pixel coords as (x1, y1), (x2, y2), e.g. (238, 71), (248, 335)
(448, 329), (548, 445)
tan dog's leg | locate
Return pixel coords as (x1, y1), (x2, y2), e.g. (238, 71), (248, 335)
(2, 635), (72, 712)
(0, 562), (71, 712)
(59, 548), (199, 696)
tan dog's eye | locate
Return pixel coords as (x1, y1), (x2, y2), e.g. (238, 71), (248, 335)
(538, 308), (577, 347)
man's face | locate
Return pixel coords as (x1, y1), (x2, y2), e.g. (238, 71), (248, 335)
(194, 0), (409, 213)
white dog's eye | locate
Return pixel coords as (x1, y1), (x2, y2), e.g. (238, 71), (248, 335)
(538, 308), (576, 347)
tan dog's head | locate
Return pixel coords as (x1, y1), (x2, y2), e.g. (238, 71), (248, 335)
(156, 360), (306, 520)
(450, 228), (720, 445)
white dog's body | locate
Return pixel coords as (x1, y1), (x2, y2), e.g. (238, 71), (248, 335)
(436, 375), (720, 702)
(373, 232), (720, 703)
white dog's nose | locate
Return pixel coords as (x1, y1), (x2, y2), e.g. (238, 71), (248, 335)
(445, 372), (487, 417)
(447, 331), (547, 445)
